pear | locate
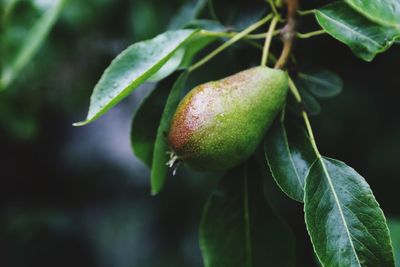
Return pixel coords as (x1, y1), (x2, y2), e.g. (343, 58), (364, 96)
(168, 66), (288, 171)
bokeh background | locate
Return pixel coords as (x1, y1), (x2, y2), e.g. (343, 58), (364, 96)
(1, 0), (399, 266)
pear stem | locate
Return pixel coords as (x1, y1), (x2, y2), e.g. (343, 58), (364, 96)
(288, 77), (320, 155)
(261, 16), (279, 67)
(297, 29), (325, 39)
(275, 0), (299, 69)
(297, 9), (315, 16)
(188, 13), (273, 72)
(267, 0), (283, 21)
(200, 30), (280, 40)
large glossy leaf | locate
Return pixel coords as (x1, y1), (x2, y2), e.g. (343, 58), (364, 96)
(265, 118), (316, 202)
(315, 2), (400, 61)
(74, 30), (197, 126)
(200, 161), (295, 267)
(344, 0), (400, 28)
(150, 71), (188, 195)
(147, 48), (185, 82)
(298, 70), (343, 98)
(305, 157), (395, 267)
(0, 0), (66, 90)
(130, 75), (177, 167)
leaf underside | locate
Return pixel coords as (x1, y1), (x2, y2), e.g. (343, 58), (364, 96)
(150, 71), (189, 195)
(130, 76), (175, 167)
(265, 118), (316, 202)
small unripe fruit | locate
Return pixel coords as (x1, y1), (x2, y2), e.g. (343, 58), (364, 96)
(168, 66), (288, 171)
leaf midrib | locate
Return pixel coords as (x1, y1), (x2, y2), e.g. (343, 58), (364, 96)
(319, 157), (362, 267)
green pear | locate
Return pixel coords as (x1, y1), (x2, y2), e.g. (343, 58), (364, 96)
(168, 66), (288, 171)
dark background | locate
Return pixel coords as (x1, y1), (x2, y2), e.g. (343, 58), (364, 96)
(1, 0), (399, 266)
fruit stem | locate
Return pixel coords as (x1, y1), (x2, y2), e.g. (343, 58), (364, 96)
(287, 77), (301, 102)
(261, 16), (279, 67)
(200, 30), (280, 40)
(288, 77), (320, 155)
(297, 9), (315, 16)
(274, 0), (299, 69)
(188, 13), (273, 72)
(267, 0), (283, 21)
(297, 29), (326, 39)
(301, 109), (320, 156)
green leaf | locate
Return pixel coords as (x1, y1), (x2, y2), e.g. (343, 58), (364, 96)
(150, 71), (188, 195)
(130, 76), (176, 167)
(298, 70), (343, 98)
(74, 30), (197, 126)
(387, 219), (400, 266)
(344, 0), (400, 28)
(305, 157), (395, 267)
(315, 2), (400, 61)
(0, 0), (66, 90)
(265, 118), (317, 202)
(200, 160), (295, 267)
(147, 48), (185, 82)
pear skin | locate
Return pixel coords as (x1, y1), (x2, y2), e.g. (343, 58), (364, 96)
(168, 66), (288, 171)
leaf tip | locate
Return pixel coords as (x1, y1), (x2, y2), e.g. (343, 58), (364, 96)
(151, 188), (160, 196)
(72, 120), (89, 127)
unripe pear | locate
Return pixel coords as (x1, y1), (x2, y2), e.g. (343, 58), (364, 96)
(168, 66), (288, 171)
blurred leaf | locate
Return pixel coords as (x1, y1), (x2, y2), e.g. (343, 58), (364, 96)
(298, 70), (343, 98)
(297, 83), (321, 115)
(0, 0), (66, 90)
(305, 157), (395, 267)
(265, 117), (316, 202)
(344, 0), (400, 28)
(130, 75), (176, 167)
(168, 0), (208, 30)
(151, 71), (189, 195)
(74, 30), (197, 126)
(0, 97), (38, 140)
(388, 219), (400, 266)
(233, 5), (267, 31)
(1, 0), (21, 22)
(184, 19), (226, 31)
(200, 160), (295, 267)
(315, 2), (400, 61)
(211, 0), (267, 31)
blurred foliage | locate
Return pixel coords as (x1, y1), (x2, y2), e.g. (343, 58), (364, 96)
(388, 219), (400, 266)
(0, 0), (400, 266)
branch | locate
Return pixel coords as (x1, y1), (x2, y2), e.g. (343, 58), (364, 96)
(274, 0), (299, 69)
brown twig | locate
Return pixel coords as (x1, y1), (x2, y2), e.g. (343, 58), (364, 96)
(274, 0), (299, 69)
